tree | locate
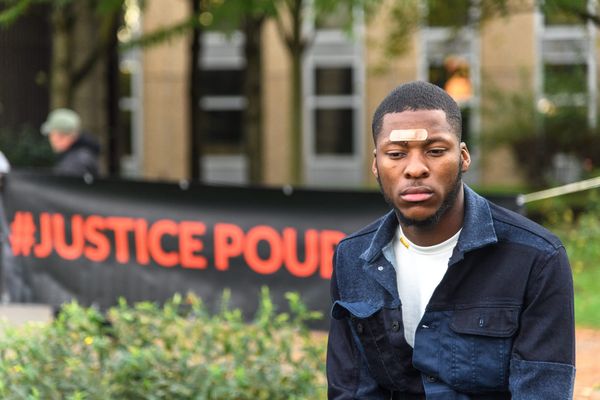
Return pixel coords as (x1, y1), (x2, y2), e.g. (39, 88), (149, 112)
(209, 0), (277, 184)
(1, 0), (122, 107)
(1, 0), (124, 174)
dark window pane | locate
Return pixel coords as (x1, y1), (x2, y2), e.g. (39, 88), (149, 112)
(544, 64), (587, 94)
(119, 109), (132, 156)
(316, 67), (353, 95)
(200, 69), (243, 96)
(429, 65), (449, 89)
(429, 56), (472, 104)
(427, 0), (469, 27)
(204, 110), (243, 153)
(315, 108), (354, 155)
(119, 68), (132, 98)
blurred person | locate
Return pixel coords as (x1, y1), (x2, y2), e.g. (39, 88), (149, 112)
(327, 81), (575, 398)
(0, 151), (33, 302)
(41, 108), (100, 178)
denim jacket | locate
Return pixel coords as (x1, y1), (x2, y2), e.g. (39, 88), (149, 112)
(327, 186), (575, 399)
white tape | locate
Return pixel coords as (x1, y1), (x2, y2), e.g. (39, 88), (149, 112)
(389, 129), (428, 142)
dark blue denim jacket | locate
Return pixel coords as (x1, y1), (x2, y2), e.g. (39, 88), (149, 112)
(327, 186), (575, 399)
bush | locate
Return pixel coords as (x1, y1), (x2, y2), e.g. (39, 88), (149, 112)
(0, 288), (327, 399)
(0, 125), (54, 168)
(550, 191), (600, 328)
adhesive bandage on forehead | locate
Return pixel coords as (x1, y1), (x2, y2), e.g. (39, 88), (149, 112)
(389, 129), (428, 142)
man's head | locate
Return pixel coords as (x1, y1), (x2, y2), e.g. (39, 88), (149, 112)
(41, 108), (81, 153)
(372, 81), (462, 143)
(371, 81), (470, 232)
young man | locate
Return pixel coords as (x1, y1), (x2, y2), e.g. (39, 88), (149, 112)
(41, 108), (100, 178)
(327, 81), (575, 399)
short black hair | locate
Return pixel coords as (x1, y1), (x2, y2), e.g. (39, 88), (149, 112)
(371, 81), (462, 141)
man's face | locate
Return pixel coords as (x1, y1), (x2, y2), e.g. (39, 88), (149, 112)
(372, 109), (470, 228)
(48, 131), (75, 153)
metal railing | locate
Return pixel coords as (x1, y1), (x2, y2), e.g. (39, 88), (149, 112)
(517, 175), (600, 205)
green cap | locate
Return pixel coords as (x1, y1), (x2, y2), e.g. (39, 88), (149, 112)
(41, 108), (81, 135)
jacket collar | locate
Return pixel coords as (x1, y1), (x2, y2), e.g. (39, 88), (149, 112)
(359, 184), (498, 263)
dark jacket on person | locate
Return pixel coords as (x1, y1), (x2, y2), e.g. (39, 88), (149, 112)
(327, 185), (575, 399)
(54, 133), (100, 177)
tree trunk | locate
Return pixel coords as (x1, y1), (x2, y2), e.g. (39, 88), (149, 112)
(288, 0), (305, 185)
(190, 0), (203, 180)
(106, 8), (121, 176)
(243, 15), (265, 184)
(50, 5), (73, 108)
(290, 46), (303, 185)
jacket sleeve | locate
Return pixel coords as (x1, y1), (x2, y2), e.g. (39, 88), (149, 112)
(509, 246), (576, 399)
(326, 250), (390, 400)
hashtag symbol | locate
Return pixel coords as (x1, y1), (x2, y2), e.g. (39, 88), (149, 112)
(9, 211), (37, 256)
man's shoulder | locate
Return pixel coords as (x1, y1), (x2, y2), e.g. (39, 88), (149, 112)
(487, 201), (563, 252)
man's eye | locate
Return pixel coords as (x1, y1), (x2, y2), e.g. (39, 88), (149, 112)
(387, 152), (405, 159)
(428, 148), (447, 156)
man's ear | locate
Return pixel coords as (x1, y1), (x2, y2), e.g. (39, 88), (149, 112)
(460, 142), (471, 172)
(372, 150), (379, 178)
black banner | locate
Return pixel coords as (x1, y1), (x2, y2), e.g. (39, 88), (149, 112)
(1, 171), (520, 329)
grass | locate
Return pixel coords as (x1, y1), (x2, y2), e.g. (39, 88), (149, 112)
(573, 265), (600, 328)
(545, 191), (600, 329)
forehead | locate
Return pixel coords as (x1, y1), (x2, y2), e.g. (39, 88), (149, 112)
(381, 109), (450, 134)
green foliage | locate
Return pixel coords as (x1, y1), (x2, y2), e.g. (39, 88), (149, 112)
(482, 82), (600, 188)
(0, 126), (54, 168)
(548, 190), (600, 328)
(0, 288), (326, 399)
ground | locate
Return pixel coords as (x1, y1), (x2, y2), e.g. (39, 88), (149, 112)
(575, 328), (600, 399)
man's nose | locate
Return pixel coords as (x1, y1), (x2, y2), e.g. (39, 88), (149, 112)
(403, 153), (430, 179)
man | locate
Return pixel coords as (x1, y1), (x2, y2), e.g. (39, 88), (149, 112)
(327, 81), (575, 399)
(41, 108), (100, 177)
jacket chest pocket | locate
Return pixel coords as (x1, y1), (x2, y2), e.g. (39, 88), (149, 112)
(443, 306), (519, 392)
(332, 301), (415, 391)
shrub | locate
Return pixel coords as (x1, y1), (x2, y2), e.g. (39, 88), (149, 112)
(551, 191), (600, 328)
(0, 126), (54, 168)
(0, 288), (327, 399)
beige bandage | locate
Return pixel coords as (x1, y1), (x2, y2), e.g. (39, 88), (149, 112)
(389, 129), (428, 142)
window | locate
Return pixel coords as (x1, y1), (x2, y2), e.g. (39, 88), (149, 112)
(303, 5), (364, 187)
(313, 66), (354, 156)
(198, 32), (247, 184)
(118, 0), (143, 177)
(199, 67), (245, 154)
(538, 0), (596, 126)
(314, 108), (354, 155)
(536, 0), (597, 183)
(118, 57), (142, 177)
(421, 1), (478, 148)
(315, 67), (353, 95)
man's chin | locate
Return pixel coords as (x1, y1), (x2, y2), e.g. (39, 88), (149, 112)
(395, 210), (439, 228)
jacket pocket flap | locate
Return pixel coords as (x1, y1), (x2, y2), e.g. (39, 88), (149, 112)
(450, 306), (519, 337)
(331, 301), (381, 320)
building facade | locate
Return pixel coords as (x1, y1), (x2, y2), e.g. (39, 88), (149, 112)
(119, 0), (598, 189)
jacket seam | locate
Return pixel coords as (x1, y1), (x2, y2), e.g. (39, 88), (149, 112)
(490, 213), (560, 250)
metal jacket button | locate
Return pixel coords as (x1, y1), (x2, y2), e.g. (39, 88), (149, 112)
(356, 323), (364, 334)
(391, 320), (400, 332)
(426, 375), (437, 383)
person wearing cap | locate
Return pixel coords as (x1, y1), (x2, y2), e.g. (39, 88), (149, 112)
(326, 81), (575, 399)
(41, 108), (101, 178)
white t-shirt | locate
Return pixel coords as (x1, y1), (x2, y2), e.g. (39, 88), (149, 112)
(393, 225), (461, 347)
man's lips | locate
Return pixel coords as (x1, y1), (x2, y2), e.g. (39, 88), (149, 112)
(400, 186), (434, 202)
